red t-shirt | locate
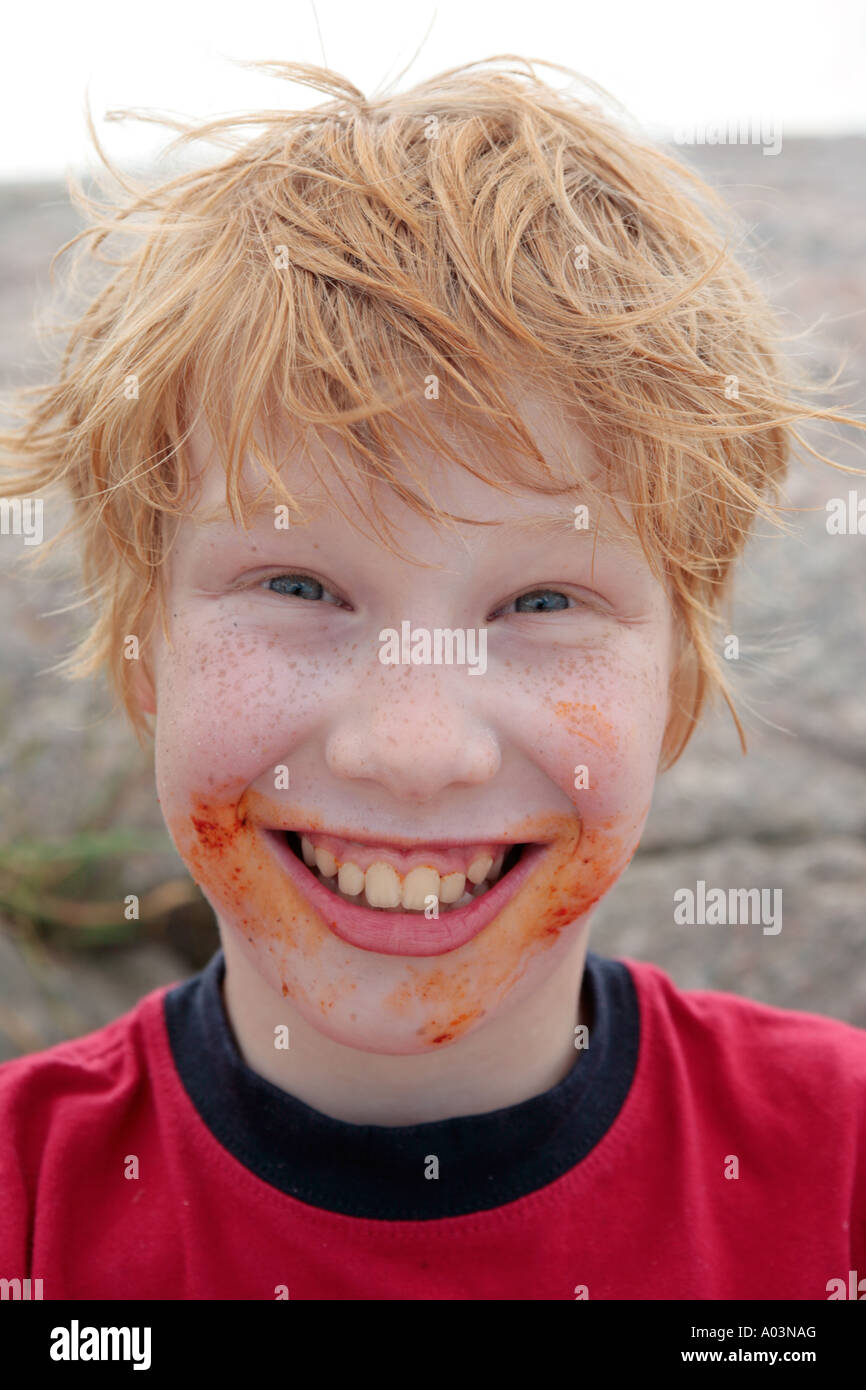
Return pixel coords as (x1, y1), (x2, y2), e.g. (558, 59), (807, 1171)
(1, 950), (864, 1300)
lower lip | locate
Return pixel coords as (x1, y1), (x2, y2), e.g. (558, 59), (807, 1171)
(263, 831), (548, 956)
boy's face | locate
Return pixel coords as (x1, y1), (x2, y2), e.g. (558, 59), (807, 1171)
(149, 397), (674, 1054)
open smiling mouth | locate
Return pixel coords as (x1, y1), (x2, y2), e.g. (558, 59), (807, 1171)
(263, 828), (549, 956)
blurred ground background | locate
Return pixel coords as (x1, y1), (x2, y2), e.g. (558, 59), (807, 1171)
(0, 138), (864, 1060)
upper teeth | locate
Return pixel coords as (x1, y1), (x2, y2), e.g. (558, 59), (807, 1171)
(466, 853), (493, 884)
(299, 836), (507, 912)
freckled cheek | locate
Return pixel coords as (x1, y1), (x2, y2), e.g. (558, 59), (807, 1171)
(156, 640), (330, 789)
(526, 696), (662, 820)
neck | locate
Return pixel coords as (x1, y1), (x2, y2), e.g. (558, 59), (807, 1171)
(220, 927), (591, 1126)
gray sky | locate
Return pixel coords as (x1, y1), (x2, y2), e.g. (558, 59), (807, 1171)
(2, 0), (865, 179)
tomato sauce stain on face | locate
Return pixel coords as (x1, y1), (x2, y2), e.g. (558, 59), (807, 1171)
(382, 811), (635, 1041)
(552, 700), (619, 751)
(173, 792), (644, 1053)
(428, 1007), (484, 1045)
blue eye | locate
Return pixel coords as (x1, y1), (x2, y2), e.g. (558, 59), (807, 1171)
(265, 574), (336, 602)
(511, 589), (572, 613)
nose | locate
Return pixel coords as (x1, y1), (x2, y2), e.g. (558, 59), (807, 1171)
(324, 664), (501, 802)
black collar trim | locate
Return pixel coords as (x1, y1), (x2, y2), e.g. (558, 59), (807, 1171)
(163, 948), (639, 1220)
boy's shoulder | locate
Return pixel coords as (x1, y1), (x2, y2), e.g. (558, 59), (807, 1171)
(0, 981), (173, 1147)
(624, 954), (866, 1116)
(0, 980), (182, 1279)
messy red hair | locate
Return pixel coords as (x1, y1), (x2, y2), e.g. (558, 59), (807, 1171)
(2, 54), (863, 766)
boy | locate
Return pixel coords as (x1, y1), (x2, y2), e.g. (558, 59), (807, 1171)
(1, 56), (864, 1300)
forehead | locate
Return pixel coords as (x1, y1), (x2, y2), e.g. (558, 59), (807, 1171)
(184, 387), (636, 548)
